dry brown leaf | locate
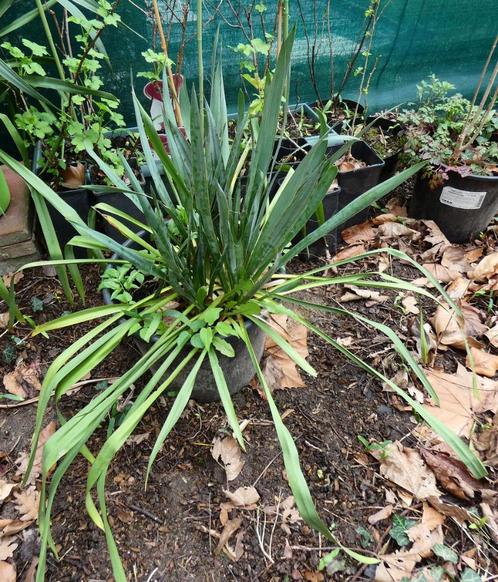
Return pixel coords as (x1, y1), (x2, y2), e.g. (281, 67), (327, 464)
(0, 519), (30, 536)
(211, 436), (244, 482)
(401, 295), (419, 315)
(14, 487), (40, 522)
(22, 557), (38, 582)
(409, 503), (445, 540)
(224, 486), (260, 508)
(340, 285), (389, 305)
(261, 314), (308, 390)
(303, 571), (324, 582)
(421, 449), (483, 500)
(0, 537), (18, 561)
(468, 252), (498, 281)
(2, 272), (23, 287)
(473, 412), (498, 466)
(427, 496), (472, 525)
(480, 502), (498, 545)
(127, 432), (150, 445)
(331, 244), (366, 262)
(0, 561), (16, 582)
(433, 301), (486, 350)
(424, 364), (498, 438)
(0, 313), (9, 329)
(422, 220), (451, 247)
(341, 221), (376, 244)
(62, 162), (85, 188)
(378, 222), (420, 240)
(16, 421), (56, 484)
(214, 517), (242, 555)
(422, 263), (459, 283)
(0, 480), (15, 502)
(374, 442), (440, 500)
(485, 322), (498, 348)
(3, 360), (42, 399)
(441, 246), (471, 274)
(466, 346), (498, 378)
(446, 277), (471, 300)
(372, 213), (400, 225)
(368, 505), (393, 525)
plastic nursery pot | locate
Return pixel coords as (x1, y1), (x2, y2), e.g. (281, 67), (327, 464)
(327, 139), (384, 230)
(409, 170), (498, 243)
(92, 188), (146, 244)
(33, 142), (91, 257)
(102, 232), (266, 403)
(273, 173), (340, 258)
(365, 116), (404, 182)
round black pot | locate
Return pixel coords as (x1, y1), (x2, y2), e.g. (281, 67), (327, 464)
(365, 116), (404, 182)
(327, 140), (385, 230)
(409, 170), (498, 243)
(102, 233), (266, 403)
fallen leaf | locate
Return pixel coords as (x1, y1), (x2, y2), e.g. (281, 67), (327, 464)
(423, 262), (461, 282)
(211, 436), (245, 481)
(446, 277), (471, 300)
(3, 360), (42, 399)
(261, 314), (308, 390)
(2, 272), (23, 287)
(368, 505), (393, 525)
(341, 221), (376, 244)
(303, 571), (324, 582)
(441, 246), (472, 274)
(14, 487), (39, 521)
(433, 302), (486, 350)
(401, 295), (419, 315)
(378, 222), (420, 240)
(127, 432), (150, 445)
(331, 244), (366, 262)
(224, 486), (260, 507)
(464, 247), (484, 264)
(62, 162), (85, 188)
(264, 495), (301, 535)
(408, 503), (445, 540)
(0, 537), (18, 561)
(480, 502), (498, 545)
(427, 496), (473, 525)
(0, 481), (15, 502)
(374, 442), (440, 500)
(340, 285), (389, 305)
(485, 322), (498, 348)
(372, 213), (400, 225)
(473, 412), (498, 466)
(468, 252), (498, 281)
(0, 313), (9, 329)
(421, 449), (483, 500)
(466, 347), (498, 378)
(214, 517), (242, 555)
(422, 220), (451, 249)
(16, 421), (56, 484)
(0, 519), (30, 536)
(22, 557), (38, 582)
(423, 364), (498, 438)
(0, 561), (16, 582)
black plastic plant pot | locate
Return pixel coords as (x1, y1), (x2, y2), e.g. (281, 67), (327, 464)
(365, 116), (403, 182)
(327, 140), (384, 230)
(32, 142), (90, 257)
(102, 232), (266, 403)
(92, 190), (146, 243)
(409, 170), (498, 243)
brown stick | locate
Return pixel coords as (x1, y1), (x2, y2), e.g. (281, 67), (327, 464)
(151, 0), (184, 127)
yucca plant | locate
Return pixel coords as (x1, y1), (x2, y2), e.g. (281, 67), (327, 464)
(0, 29), (487, 581)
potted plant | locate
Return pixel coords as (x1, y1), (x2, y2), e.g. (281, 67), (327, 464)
(2, 24), (486, 582)
(400, 65), (498, 243)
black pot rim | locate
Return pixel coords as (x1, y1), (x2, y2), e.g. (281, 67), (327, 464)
(428, 166), (498, 183)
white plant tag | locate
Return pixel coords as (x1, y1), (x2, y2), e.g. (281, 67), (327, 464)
(440, 186), (486, 210)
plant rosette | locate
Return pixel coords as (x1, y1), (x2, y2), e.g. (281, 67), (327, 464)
(0, 34), (486, 582)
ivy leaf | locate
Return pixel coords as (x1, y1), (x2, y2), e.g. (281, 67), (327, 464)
(356, 525), (373, 548)
(461, 568), (482, 582)
(432, 543), (458, 564)
(31, 296), (44, 312)
(389, 514), (417, 547)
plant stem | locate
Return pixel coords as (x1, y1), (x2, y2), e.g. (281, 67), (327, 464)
(35, 0), (65, 82)
(197, 0), (204, 137)
(151, 0), (184, 127)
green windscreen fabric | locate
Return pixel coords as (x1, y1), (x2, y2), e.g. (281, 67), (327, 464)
(2, 0), (497, 123)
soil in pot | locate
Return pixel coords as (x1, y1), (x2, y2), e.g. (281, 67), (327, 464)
(102, 234), (266, 403)
(363, 116), (406, 181)
(409, 169), (498, 243)
(327, 140), (384, 229)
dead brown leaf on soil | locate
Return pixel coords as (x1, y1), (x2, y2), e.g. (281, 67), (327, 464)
(0, 481), (15, 503)
(211, 436), (245, 482)
(2, 272), (23, 287)
(214, 517), (242, 556)
(224, 486), (260, 508)
(340, 285), (389, 306)
(13, 487), (39, 522)
(423, 364), (498, 438)
(432, 302), (486, 350)
(0, 313), (9, 329)
(468, 252), (498, 281)
(331, 244), (366, 262)
(0, 560), (16, 582)
(341, 221), (376, 244)
(401, 294), (419, 315)
(485, 321), (498, 348)
(260, 314), (308, 390)
(426, 496), (473, 525)
(474, 412), (498, 466)
(368, 504), (393, 525)
(373, 442), (440, 501)
(0, 537), (18, 561)
(466, 346), (498, 378)
(264, 495), (301, 535)
(378, 222), (420, 240)
(2, 360), (42, 399)
(420, 449), (483, 500)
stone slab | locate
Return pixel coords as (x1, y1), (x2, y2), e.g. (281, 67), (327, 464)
(0, 237), (39, 260)
(0, 251), (40, 275)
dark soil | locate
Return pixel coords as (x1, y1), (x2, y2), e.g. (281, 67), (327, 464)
(0, 204), (487, 581)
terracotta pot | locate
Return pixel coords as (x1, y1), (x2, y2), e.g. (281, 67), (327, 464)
(0, 165), (27, 214)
